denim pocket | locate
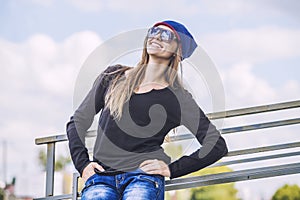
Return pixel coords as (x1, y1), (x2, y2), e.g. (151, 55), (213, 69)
(85, 173), (97, 184)
(141, 176), (159, 188)
(138, 174), (164, 189)
(81, 173), (97, 193)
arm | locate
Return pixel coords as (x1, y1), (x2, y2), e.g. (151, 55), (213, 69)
(66, 65), (123, 176)
(168, 90), (228, 179)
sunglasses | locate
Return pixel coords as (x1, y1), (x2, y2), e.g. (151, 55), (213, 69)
(147, 27), (178, 43)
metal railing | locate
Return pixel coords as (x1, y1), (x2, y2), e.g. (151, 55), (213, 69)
(34, 100), (300, 200)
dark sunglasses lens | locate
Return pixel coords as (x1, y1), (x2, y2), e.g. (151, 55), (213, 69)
(148, 27), (160, 37)
(161, 30), (172, 42)
(147, 27), (176, 42)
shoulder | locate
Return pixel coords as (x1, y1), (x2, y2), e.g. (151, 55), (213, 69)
(105, 64), (131, 72)
(171, 87), (193, 99)
(102, 64), (131, 74)
(170, 87), (200, 109)
(94, 65), (132, 86)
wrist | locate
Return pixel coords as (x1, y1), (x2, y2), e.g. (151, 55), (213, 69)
(79, 161), (91, 177)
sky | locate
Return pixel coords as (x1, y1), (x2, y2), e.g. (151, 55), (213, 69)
(0, 0), (300, 199)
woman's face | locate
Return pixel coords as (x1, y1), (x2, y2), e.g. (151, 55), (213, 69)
(146, 25), (179, 60)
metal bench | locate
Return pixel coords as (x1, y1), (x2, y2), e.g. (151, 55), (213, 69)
(34, 100), (300, 200)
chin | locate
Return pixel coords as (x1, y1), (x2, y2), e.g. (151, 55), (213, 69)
(147, 48), (173, 60)
(147, 48), (161, 55)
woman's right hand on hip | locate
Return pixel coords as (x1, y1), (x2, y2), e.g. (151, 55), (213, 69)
(82, 162), (105, 182)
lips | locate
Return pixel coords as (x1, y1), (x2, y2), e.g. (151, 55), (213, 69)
(149, 41), (163, 48)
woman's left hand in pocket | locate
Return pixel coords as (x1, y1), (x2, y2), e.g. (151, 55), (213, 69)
(139, 159), (171, 177)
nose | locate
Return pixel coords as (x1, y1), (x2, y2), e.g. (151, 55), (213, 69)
(153, 32), (162, 41)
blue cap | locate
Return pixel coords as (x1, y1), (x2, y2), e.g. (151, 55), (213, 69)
(154, 20), (198, 60)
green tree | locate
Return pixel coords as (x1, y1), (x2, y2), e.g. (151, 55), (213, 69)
(163, 142), (183, 159)
(38, 149), (71, 171)
(0, 187), (4, 200)
(189, 166), (239, 200)
(272, 184), (300, 200)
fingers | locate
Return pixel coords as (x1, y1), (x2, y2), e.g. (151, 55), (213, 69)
(82, 162), (105, 182)
(139, 159), (158, 168)
(139, 160), (159, 172)
(139, 159), (170, 177)
(91, 162), (105, 172)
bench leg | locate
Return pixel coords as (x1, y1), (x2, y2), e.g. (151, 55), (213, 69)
(46, 143), (55, 196)
(72, 173), (79, 200)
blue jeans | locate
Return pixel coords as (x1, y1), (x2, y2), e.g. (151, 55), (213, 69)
(81, 168), (165, 200)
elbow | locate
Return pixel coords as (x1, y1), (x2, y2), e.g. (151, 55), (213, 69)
(218, 136), (228, 158)
(222, 143), (228, 157)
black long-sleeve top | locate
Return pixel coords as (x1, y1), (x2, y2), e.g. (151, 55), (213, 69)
(66, 65), (228, 179)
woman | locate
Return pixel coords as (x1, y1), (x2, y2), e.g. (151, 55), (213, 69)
(67, 20), (228, 200)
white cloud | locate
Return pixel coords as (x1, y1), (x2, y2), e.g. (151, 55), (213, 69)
(0, 31), (102, 195)
(0, 31), (102, 97)
(221, 62), (277, 107)
(0, 30), (103, 135)
(201, 26), (300, 65)
(279, 80), (300, 101)
(198, 26), (300, 111)
(219, 61), (299, 133)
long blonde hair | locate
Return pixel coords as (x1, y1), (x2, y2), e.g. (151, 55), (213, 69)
(105, 37), (183, 120)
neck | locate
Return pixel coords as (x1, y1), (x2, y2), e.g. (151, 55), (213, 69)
(142, 63), (168, 84)
(141, 56), (171, 83)
(148, 54), (171, 66)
